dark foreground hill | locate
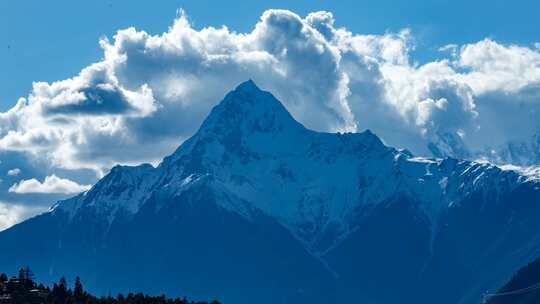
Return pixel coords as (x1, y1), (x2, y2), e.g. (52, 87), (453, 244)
(486, 257), (540, 304)
(1, 80), (540, 304)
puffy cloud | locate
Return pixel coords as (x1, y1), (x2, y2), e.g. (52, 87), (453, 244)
(459, 39), (540, 94)
(8, 175), (91, 194)
(1, 9), (358, 175)
(0, 60), (157, 173)
(7, 168), (20, 176)
(448, 39), (540, 163)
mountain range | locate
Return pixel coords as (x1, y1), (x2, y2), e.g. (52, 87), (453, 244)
(1, 80), (540, 304)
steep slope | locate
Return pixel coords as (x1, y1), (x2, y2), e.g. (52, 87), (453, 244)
(1, 80), (540, 304)
(486, 256), (540, 304)
(1, 177), (336, 303)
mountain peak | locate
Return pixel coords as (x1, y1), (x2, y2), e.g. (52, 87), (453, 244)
(197, 80), (305, 136)
(234, 79), (260, 92)
(223, 79), (276, 108)
(162, 80), (309, 167)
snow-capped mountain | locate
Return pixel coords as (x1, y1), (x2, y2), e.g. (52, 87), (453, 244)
(489, 134), (540, 166)
(2, 80), (540, 304)
(428, 131), (540, 166)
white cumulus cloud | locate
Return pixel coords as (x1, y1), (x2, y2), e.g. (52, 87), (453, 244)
(7, 168), (21, 176)
(8, 175), (91, 194)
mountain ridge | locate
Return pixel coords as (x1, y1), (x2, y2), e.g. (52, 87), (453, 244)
(4, 80), (540, 304)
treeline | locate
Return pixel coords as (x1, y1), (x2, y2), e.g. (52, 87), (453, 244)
(0, 267), (221, 304)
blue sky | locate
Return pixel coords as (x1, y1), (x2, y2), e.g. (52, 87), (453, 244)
(2, 0), (540, 110)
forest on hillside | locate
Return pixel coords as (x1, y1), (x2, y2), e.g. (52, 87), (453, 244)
(0, 267), (221, 304)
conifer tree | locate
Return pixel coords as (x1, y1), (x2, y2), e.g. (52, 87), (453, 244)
(74, 276), (84, 301)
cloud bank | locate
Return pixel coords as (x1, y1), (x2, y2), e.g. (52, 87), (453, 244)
(8, 175), (91, 194)
(1, 9), (540, 228)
